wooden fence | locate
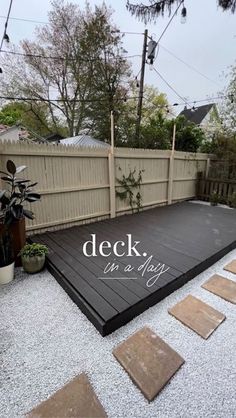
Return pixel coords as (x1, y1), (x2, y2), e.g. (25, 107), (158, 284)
(0, 141), (211, 234)
(197, 177), (236, 203)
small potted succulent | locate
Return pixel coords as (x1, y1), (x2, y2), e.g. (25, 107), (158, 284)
(209, 190), (219, 206)
(19, 243), (48, 274)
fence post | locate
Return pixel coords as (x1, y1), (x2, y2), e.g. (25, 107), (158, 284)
(108, 151), (116, 218)
(168, 123), (176, 204)
(0, 143), (4, 190)
(109, 111), (116, 218)
(206, 157), (210, 178)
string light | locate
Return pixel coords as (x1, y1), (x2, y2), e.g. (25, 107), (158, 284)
(181, 3), (187, 24)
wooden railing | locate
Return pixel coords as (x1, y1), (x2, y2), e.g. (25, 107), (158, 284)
(197, 177), (236, 202)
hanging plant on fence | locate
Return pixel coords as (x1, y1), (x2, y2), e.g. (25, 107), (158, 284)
(116, 167), (144, 213)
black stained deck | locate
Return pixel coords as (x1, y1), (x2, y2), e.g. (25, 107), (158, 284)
(32, 202), (236, 336)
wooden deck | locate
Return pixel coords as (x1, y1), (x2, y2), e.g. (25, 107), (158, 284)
(32, 202), (236, 336)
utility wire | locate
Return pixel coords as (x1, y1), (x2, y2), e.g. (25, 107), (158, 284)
(0, 93), (228, 107)
(156, 0), (184, 44)
(0, 15), (144, 36)
(0, 94), (141, 103)
(0, 15), (46, 24)
(153, 67), (188, 104)
(0, 0), (14, 51)
(0, 49), (140, 61)
(159, 44), (220, 86)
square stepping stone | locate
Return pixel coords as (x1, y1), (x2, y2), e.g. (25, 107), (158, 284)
(168, 295), (225, 339)
(224, 260), (236, 274)
(113, 326), (184, 402)
(202, 274), (236, 304)
(27, 373), (107, 418)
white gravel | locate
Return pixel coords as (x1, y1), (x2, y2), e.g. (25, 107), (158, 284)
(1, 250), (236, 418)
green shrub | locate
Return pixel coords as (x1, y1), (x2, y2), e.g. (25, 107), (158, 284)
(209, 190), (220, 206)
(19, 243), (48, 258)
(228, 192), (236, 208)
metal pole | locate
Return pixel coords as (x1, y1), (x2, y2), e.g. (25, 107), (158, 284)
(135, 29), (148, 143)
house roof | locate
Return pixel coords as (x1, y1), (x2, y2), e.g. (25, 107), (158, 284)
(0, 124), (18, 135)
(179, 104), (215, 125)
(60, 134), (110, 148)
(45, 133), (65, 142)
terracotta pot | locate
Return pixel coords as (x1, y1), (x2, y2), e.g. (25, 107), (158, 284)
(21, 254), (45, 274)
(0, 218), (26, 267)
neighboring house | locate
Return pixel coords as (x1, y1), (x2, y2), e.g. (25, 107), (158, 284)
(0, 124), (44, 142)
(0, 125), (26, 142)
(60, 134), (110, 148)
(179, 103), (221, 139)
(44, 133), (65, 144)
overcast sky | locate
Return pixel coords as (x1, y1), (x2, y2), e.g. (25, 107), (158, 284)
(0, 0), (235, 112)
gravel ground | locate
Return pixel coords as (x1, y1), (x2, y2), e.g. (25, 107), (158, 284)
(1, 249), (236, 418)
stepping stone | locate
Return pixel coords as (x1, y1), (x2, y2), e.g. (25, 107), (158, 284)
(113, 326), (184, 402)
(168, 295), (225, 339)
(202, 274), (236, 304)
(224, 260), (236, 274)
(27, 373), (107, 418)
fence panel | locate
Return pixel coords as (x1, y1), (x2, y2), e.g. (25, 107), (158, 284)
(0, 141), (210, 233)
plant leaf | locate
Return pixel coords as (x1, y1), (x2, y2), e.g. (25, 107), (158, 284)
(0, 190), (5, 200)
(16, 165), (27, 174)
(25, 197), (40, 202)
(23, 209), (34, 220)
(7, 160), (16, 175)
(14, 179), (30, 184)
(27, 193), (41, 199)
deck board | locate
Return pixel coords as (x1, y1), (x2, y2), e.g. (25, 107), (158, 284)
(32, 202), (236, 336)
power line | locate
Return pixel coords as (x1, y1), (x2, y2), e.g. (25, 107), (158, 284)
(153, 67), (188, 104)
(156, 0), (184, 44)
(0, 94), (141, 103)
(0, 0), (14, 51)
(0, 48), (140, 61)
(0, 16), (144, 37)
(0, 93), (228, 107)
(0, 15), (47, 24)
(159, 44), (220, 86)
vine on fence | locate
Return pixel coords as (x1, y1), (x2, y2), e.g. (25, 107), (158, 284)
(116, 167), (144, 213)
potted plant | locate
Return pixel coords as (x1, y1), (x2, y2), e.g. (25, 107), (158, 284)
(209, 190), (219, 206)
(19, 243), (48, 274)
(0, 160), (40, 266)
(0, 222), (14, 284)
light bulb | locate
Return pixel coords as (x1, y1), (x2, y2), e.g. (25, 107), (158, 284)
(181, 6), (187, 24)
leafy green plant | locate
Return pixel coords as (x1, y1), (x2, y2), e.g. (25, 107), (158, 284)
(209, 190), (220, 206)
(0, 159), (40, 267)
(228, 192), (236, 208)
(0, 159), (40, 225)
(116, 168), (144, 213)
(19, 243), (48, 258)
